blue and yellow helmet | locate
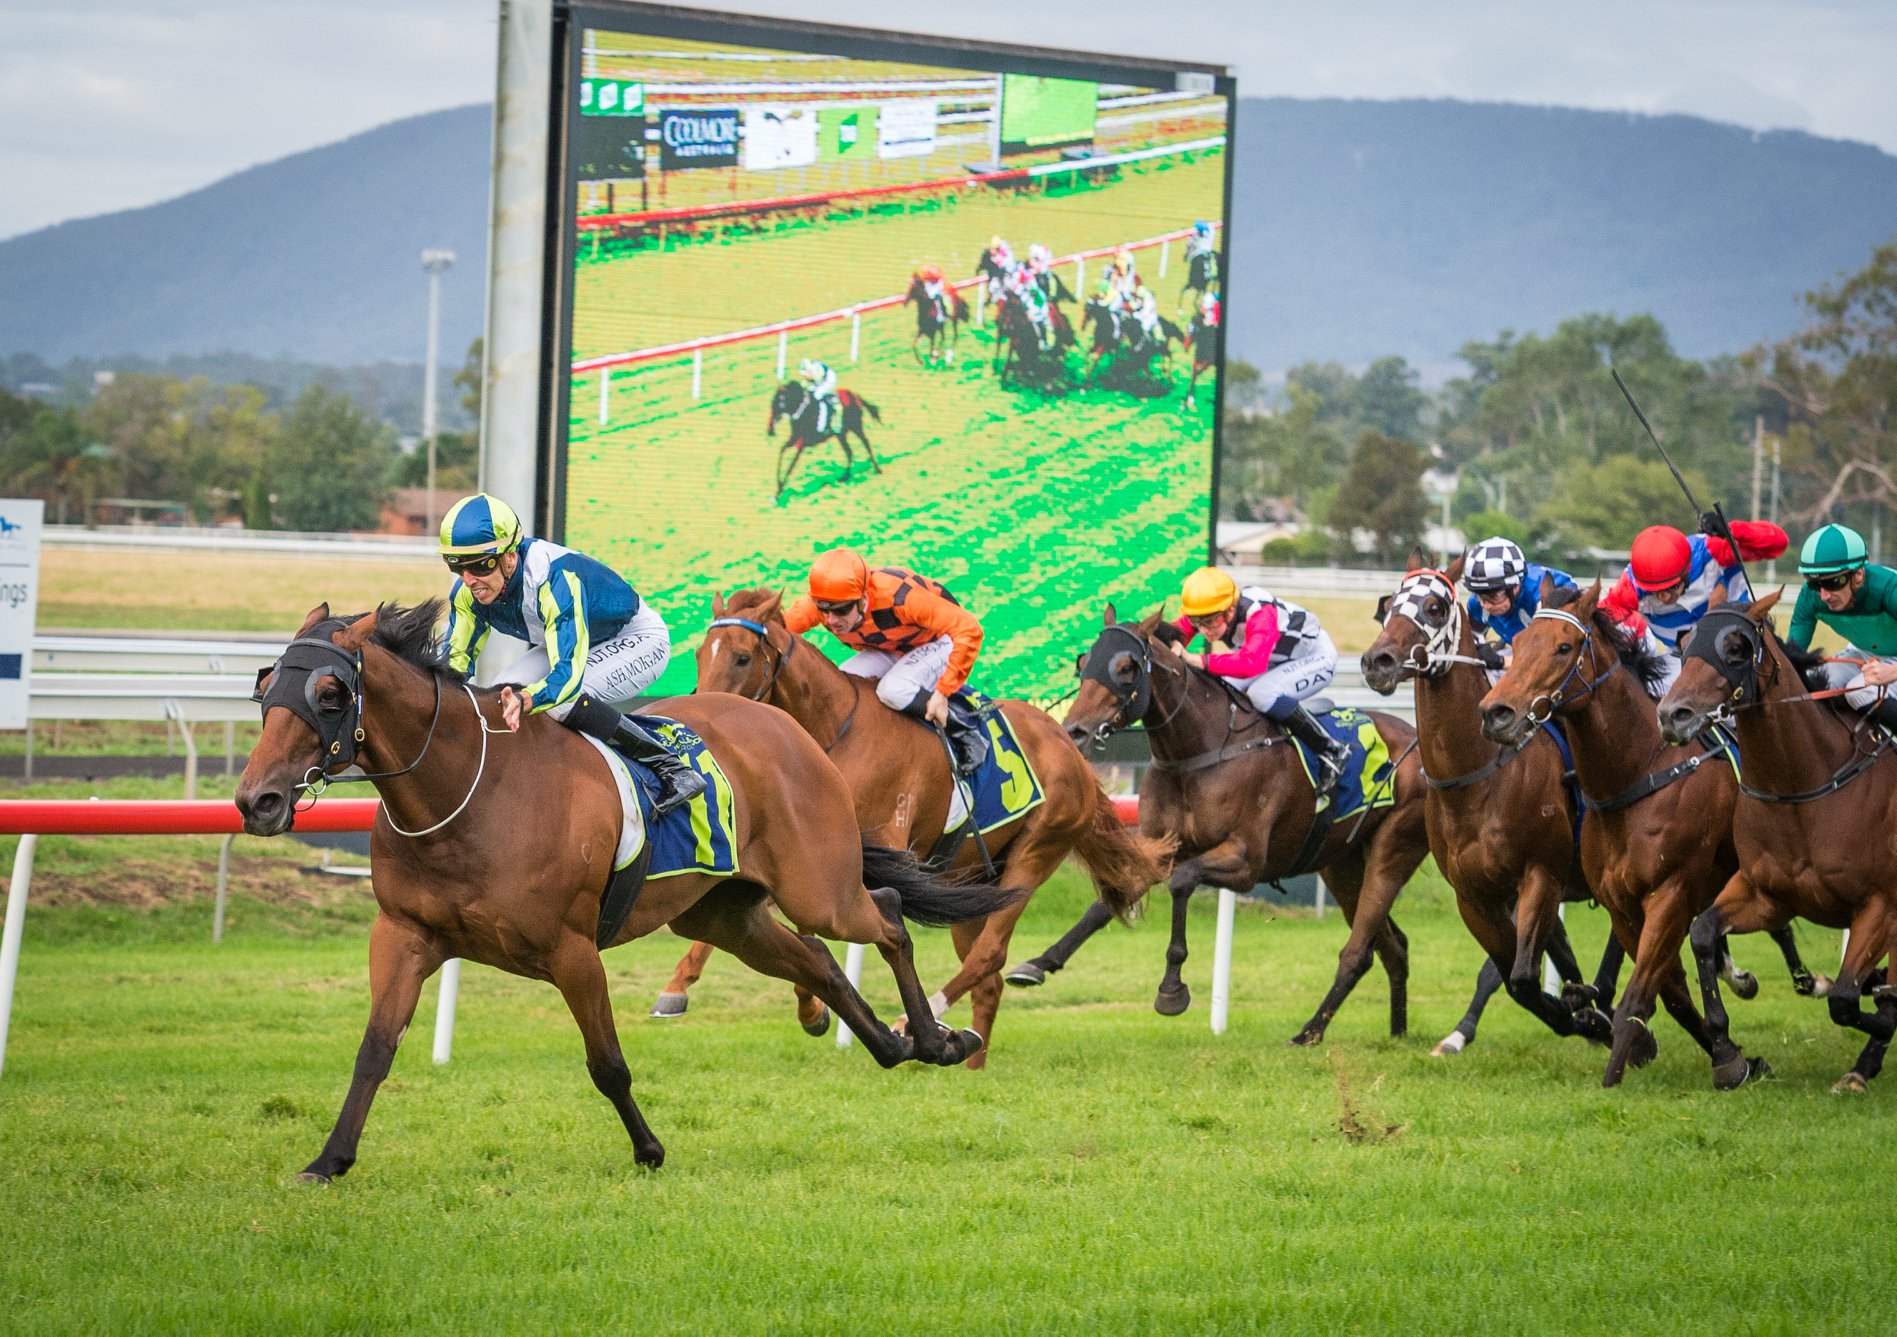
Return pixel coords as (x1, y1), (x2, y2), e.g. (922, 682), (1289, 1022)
(439, 493), (523, 558)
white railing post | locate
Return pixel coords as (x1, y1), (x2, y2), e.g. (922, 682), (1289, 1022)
(597, 369), (610, 426)
(433, 958), (461, 1064)
(1075, 257), (1085, 294)
(835, 941), (867, 1049)
(1545, 905), (1565, 996)
(0, 834), (39, 1076)
(691, 348), (702, 400)
(1314, 878), (1325, 918)
(1210, 887), (1236, 1035)
(166, 701), (197, 800)
(213, 832), (234, 943)
(1159, 237), (1170, 277)
(974, 286), (986, 328)
(776, 331), (789, 380)
(850, 311), (861, 362)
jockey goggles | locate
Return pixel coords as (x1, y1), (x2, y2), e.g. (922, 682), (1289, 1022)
(1806, 571), (1855, 593)
(444, 552), (502, 576)
(813, 597), (860, 617)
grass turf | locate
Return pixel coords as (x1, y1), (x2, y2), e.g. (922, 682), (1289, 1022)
(0, 852), (1884, 1334)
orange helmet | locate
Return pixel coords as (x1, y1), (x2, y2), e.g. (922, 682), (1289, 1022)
(918, 263), (942, 282)
(809, 548), (870, 603)
(1629, 525), (1692, 591)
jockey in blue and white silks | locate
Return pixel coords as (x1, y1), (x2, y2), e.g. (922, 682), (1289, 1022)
(439, 493), (705, 814)
(1461, 537), (1580, 646)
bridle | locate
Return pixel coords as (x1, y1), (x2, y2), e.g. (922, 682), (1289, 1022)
(706, 615), (861, 752)
(1070, 624), (1188, 752)
(1517, 606), (1624, 729)
(1380, 570), (1494, 678)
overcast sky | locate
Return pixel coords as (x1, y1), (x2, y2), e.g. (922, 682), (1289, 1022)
(4, 0), (1894, 243)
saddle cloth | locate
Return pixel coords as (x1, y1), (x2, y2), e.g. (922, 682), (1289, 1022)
(948, 691), (1046, 834)
(578, 715), (739, 880)
(1284, 706), (1397, 821)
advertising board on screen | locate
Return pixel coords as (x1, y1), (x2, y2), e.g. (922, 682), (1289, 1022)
(554, 4), (1233, 699)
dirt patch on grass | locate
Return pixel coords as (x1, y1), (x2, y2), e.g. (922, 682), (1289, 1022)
(24, 855), (367, 909)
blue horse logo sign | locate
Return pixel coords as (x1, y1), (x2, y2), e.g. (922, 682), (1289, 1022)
(658, 108), (740, 171)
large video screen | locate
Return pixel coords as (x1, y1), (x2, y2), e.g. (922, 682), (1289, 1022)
(555, 6), (1233, 698)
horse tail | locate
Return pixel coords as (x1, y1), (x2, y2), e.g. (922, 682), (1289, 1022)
(860, 842), (1020, 926)
(859, 397), (882, 423)
(1071, 782), (1175, 924)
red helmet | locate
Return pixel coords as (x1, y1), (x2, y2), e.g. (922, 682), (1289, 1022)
(1629, 525), (1692, 592)
(918, 263), (942, 282)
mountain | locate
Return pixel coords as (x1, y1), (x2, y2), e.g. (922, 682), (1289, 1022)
(3, 97), (1895, 373)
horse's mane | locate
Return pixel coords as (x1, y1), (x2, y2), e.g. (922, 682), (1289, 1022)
(724, 586), (787, 623)
(366, 598), (463, 681)
(1543, 585), (1674, 697)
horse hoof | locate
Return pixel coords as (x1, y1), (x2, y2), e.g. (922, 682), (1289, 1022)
(1154, 983), (1191, 1017)
(1576, 1007), (1615, 1047)
(1628, 1022), (1659, 1069)
(649, 992), (688, 1019)
(1810, 975), (1834, 999)
(635, 1143), (666, 1170)
(294, 1170), (332, 1186)
(952, 1028), (986, 1065)
(1004, 961), (1047, 988)
(801, 1006), (832, 1038)
(1430, 1032), (1469, 1057)
(1832, 1071), (1868, 1095)
(1711, 1053), (1766, 1090)
(1287, 1026), (1324, 1047)
(1726, 970), (1760, 1001)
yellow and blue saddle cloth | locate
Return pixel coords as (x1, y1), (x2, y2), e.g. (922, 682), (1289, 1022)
(623, 715), (739, 878)
(1286, 706), (1396, 820)
(954, 691), (1046, 833)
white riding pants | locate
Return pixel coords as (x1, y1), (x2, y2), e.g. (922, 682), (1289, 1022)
(497, 602), (672, 719)
(1231, 630), (1338, 716)
(1821, 645), (1895, 710)
(840, 634), (955, 712)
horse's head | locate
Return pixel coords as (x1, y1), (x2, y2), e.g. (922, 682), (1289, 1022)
(1361, 552), (1467, 693)
(1064, 604), (1169, 751)
(698, 588), (792, 700)
(235, 603), (380, 837)
(1478, 580), (1602, 747)
(768, 381), (801, 434)
(1659, 591), (1782, 744)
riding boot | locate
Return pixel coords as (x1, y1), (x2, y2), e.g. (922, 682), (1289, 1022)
(1871, 696), (1897, 738)
(945, 699), (992, 776)
(1278, 703), (1350, 802)
(560, 694), (707, 816)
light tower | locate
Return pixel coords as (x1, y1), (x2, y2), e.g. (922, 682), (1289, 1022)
(420, 249), (457, 536)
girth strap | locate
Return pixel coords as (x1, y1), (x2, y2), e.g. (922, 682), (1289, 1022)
(1738, 738), (1889, 805)
(1148, 733), (1287, 775)
(1581, 732), (1733, 815)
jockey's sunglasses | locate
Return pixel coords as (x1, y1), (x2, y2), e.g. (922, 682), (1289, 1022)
(1806, 572), (1855, 593)
(443, 553), (502, 576)
(814, 598), (860, 617)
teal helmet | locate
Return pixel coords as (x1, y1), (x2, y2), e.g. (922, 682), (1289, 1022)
(1797, 523), (1868, 577)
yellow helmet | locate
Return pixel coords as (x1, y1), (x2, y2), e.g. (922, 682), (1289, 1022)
(1180, 567), (1237, 618)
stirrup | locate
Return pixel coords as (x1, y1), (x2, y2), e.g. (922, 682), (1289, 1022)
(648, 765), (706, 816)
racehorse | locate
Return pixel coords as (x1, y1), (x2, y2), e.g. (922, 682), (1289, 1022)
(1361, 561), (1616, 1054)
(1659, 594), (1897, 1092)
(1182, 246), (1219, 310)
(1082, 301), (1183, 386)
(234, 600), (1016, 1179)
(766, 380), (881, 503)
(993, 298), (1074, 391)
(905, 276), (969, 368)
(1033, 608), (1432, 1045)
(1188, 310), (1219, 400)
(1477, 582), (1813, 1088)
(655, 587), (1174, 1066)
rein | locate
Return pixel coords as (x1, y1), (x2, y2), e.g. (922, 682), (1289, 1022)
(1520, 607), (1623, 728)
(1382, 570), (1496, 678)
(707, 615), (860, 753)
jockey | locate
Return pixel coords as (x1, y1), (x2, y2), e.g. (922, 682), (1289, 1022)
(1014, 269), (1055, 349)
(438, 493), (706, 814)
(985, 236), (1016, 304)
(1173, 567), (1351, 797)
(785, 548), (991, 774)
(798, 358), (839, 436)
(1788, 523), (1897, 729)
(1130, 283), (1161, 343)
(914, 263), (947, 315)
(1027, 242), (1052, 275)
(1601, 515), (1788, 652)
(1108, 245), (1137, 295)
(1185, 220), (1216, 261)
(1462, 537), (1578, 647)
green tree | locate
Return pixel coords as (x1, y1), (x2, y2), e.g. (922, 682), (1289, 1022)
(1218, 384), (1347, 520)
(1353, 356), (1427, 443)
(271, 385), (398, 532)
(1457, 508), (1539, 553)
(1540, 457), (1704, 551)
(1328, 430), (1427, 564)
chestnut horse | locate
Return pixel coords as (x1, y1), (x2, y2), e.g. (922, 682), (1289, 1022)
(1044, 608), (1430, 1044)
(1478, 583), (1802, 1088)
(659, 587), (1173, 1067)
(1360, 562), (1615, 1053)
(1660, 595), (1897, 1092)
(234, 601), (1016, 1180)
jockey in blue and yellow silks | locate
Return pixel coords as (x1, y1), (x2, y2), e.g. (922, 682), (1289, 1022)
(440, 493), (706, 814)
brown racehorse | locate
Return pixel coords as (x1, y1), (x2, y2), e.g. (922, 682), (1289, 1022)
(1477, 582), (1791, 1088)
(767, 381), (881, 503)
(905, 276), (969, 368)
(1659, 594), (1897, 1092)
(1360, 561), (1616, 1052)
(233, 601), (1017, 1180)
(657, 587), (1173, 1067)
(1044, 608), (1430, 1044)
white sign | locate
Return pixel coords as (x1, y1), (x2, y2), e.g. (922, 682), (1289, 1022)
(742, 105), (818, 171)
(878, 99), (938, 159)
(0, 499), (42, 730)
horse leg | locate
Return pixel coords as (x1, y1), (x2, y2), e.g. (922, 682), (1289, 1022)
(1154, 843), (1247, 1016)
(920, 839), (1061, 1060)
(300, 914), (444, 1183)
(1289, 853), (1400, 1046)
(863, 885), (979, 1067)
(1602, 894), (1677, 1087)
(1500, 870), (1596, 1040)
(854, 423), (881, 474)
(1826, 906), (1896, 1093)
(651, 940), (714, 1018)
(1687, 872), (1781, 1063)
(1716, 931), (1760, 1000)
(1433, 957), (1505, 1057)
(1767, 922), (1831, 997)
(1842, 964), (1897, 1091)
(1584, 932), (1626, 1014)
(545, 932), (665, 1170)
(943, 918), (1006, 1073)
(1007, 896), (1115, 987)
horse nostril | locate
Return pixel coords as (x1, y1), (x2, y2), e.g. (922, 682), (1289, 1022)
(1366, 650), (1396, 673)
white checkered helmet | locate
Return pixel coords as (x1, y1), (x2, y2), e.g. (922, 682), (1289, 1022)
(1464, 537), (1527, 593)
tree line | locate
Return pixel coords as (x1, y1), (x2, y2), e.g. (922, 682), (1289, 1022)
(1221, 234), (1897, 566)
(0, 342), (482, 531)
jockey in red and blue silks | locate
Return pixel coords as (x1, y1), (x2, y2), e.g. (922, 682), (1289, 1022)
(1461, 537), (1579, 646)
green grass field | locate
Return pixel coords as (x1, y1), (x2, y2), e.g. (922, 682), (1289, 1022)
(0, 843), (1885, 1333)
(566, 157), (1226, 701)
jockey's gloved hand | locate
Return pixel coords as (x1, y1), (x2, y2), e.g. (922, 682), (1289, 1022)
(1697, 510), (1725, 537)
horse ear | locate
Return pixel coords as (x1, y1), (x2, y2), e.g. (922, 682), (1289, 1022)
(1748, 589), (1783, 621)
(1445, 551), (1467, 584)
(1104, 602), (1117, 626)
(1373, 594), (1393, 625)
(1576, 580), (1603, 619)
(761, 588), (784, 620)
(712, 591), (727, 617)
(1405, 545), (1429, 573)
(334, 608), (379, 651)
(1538, 573), (1554, 606)
(297, 603), (331, 636)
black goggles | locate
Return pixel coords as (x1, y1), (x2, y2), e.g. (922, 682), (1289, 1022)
(814, 598), (859, 617)
(1805, 571), (1856, 593)
(444, 552), (502, 576)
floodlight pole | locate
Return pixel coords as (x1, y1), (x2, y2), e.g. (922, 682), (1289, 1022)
(421, 249), (457, 537)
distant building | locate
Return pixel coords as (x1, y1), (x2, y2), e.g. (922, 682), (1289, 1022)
(376, 488), (463, 537)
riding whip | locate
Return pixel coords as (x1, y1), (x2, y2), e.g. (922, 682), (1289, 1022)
(1610, 368), (1755, 600)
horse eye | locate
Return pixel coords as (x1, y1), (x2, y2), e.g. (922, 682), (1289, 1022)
(1557, 643), (1573, 655)
(1111, 653), (1136, 680)
(735, 653), (751, 668)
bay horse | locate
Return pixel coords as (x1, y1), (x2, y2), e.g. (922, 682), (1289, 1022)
(656, 587), (1173, 1067)
(1660, 594), (1897, 1092)
(1038, 608), (1430, 1045)
(234, 600), (1016, 1180)
(1360, 561), (1615, 1054)
(993, 298), (1074, 391)
(905, 276), (969, 368)
(766, 381), (881, 503)
(1188, 311), (1220, 401)
(1477, 582), (1808, 1088)
(1081, 303), (1182, 387)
